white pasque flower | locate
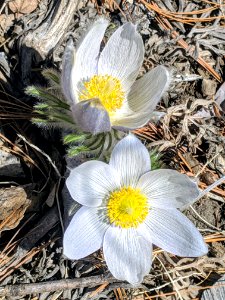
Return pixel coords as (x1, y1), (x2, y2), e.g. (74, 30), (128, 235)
(61, 19), (171, 134)
(63, 135), (208, 284)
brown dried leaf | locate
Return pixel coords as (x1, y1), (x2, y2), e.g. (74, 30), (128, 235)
(0, 186), (31, 232)
(8, 0), (38, 14)
(45, 184), (56, 207)
(0, 14), (14, 31)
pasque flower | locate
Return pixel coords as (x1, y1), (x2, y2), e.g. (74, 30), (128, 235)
(61, 19), (171, 134)
(63, 135), (208, 284)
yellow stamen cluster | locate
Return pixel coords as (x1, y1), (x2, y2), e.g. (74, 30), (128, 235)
(79, 75), (125, 114)
(107, 187), (149, 228)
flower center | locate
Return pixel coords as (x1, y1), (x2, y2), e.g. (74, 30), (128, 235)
(79, 75), (125, 114)
(107, 187), (149, 228)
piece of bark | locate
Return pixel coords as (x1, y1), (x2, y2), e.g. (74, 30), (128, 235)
(20, 0), (80, 84)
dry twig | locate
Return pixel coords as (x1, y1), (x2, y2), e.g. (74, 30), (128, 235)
(0, 275), (120, 297)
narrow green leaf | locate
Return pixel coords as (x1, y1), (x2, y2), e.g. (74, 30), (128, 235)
(34, 103), (49, 109)
(33, 109), (47, 115)
(51, 114), (74, 125)
(32, 118), (48, 124)
(67, 145), (90, 157)
(42, 69), (60, 85)
(26, 86), (70, 110)
(63, 133), (88, 144)
(150, 150), (164, 170)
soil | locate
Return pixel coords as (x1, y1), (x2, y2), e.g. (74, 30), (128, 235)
(0, 0), (225, 299)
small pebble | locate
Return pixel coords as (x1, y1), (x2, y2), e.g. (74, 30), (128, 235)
(202, 79), (217, 96)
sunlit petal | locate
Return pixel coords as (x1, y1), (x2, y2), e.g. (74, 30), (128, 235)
(72, 18), (109, 95)
(103, 227), (152, 284)
(98, 23), (144, 94)
(66, 160), (120, 207)
(128, 66), (171, 112)
(137, 169), (199, 209)
(109, 134), (151, 186)
(138, 208), (208, 257)
(64, 207), (108, 259)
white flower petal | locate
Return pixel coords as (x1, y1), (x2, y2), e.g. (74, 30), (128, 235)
(109, 135), (151, 187)
(127, 66), (171, 112)
(63, 207), (108, 259)
(138, 208), (208, 257)
(103, 227), (152, 284)
(137, 169), (199, 209)
(112, 110), (165, 130)
(71, 18), (109, 95)
(112, 110), (153, 130)
(72, 98), (111, 134)
(61, 40), (77, 104)
(98, 23), (144, 93)
(66, 161), (120, 207)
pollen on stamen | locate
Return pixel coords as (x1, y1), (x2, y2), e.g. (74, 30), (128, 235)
(79, 75), (125, 115)
(107, 186), (149, 229)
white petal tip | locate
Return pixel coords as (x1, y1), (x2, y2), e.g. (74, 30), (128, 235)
(63, 250), (74, 260)
(129, 275), (146, 285)
(93, 17), (109, 27)
(121, 133), (139, 143)
(157, 65), (172, 88)
(63, 243), (76, 260)
(125, 22), (136, 29)
(181, 238), (208, 258)
(197, 243), (208, 257)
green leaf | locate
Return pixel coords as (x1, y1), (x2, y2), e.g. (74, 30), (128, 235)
(150, 150), (164, 170)
(34, 103), (49, 109)
(63, 133), (88, 144)
(42, 69), (60, 85)
(26, 86), (70, 110)
(26, 86), (41, 98)
(105, 132), (113, 151)
(33, 109), (47, 115)
(67, 145), (90, 157)
(51, 114), (74, 125)
(32, 117), (48, 124)
(86, 134), (105, 150)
